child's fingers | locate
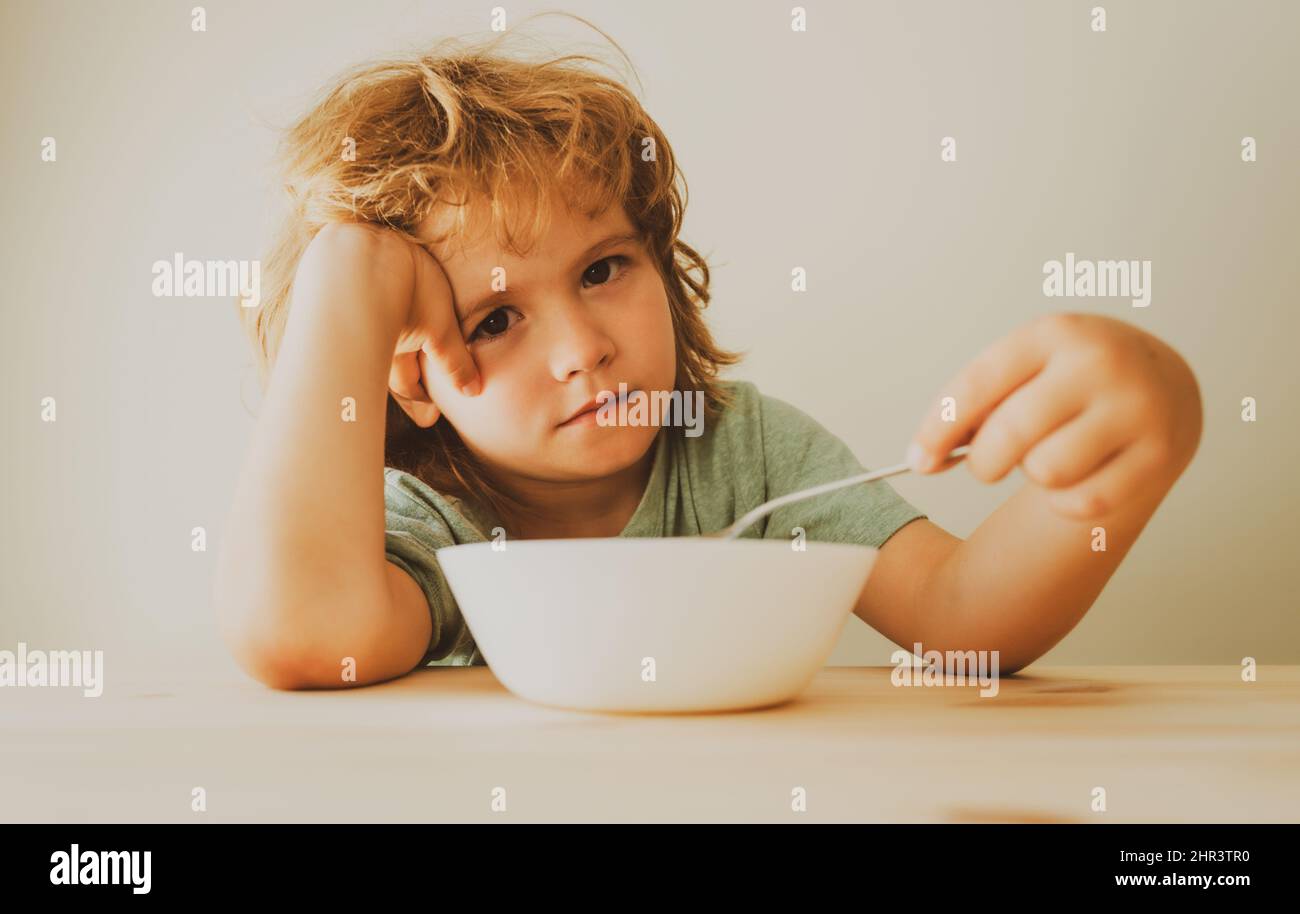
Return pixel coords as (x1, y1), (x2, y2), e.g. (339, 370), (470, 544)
(962, 361), (1088, 484)
(908, 321), (1050, 472)
(1021, 404), (1137, 492)
(420, 332), (480, 398)
(1045, 436), (1157, 519)
(409, 241), (481, 397)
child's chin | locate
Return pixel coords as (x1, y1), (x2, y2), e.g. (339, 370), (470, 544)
(554, 426), (657, 474)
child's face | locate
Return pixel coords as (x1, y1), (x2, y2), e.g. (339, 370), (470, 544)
(417, 191), (678, 485)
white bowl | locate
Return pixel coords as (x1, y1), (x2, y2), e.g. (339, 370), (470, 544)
(434, 537), (877, 713)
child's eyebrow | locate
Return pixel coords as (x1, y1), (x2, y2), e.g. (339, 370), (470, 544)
(456, 230), (644, 325)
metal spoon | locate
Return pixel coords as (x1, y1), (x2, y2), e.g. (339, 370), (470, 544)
(705, 445), (971, 540)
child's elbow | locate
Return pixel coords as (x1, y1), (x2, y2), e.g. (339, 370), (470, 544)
(216, 598), (332, 691)
(222, 623), (320, 691)
(247, 648), (320, 691)
(997, 651), (1038, 677)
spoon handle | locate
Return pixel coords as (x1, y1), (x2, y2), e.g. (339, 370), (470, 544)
(714, 445), (971, 541)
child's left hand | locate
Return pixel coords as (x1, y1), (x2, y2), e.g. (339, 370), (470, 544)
(905, 312), (1202, 519)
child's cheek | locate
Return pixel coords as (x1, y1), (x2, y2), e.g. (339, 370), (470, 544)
(634, 287), (677, 379)
(459, 377), (539, 441)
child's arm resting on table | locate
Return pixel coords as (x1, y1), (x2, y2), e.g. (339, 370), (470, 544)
(855, 313), (1202, 675)
(214, 223), (475, 690)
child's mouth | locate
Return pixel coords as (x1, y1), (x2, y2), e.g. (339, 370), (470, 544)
(558, 387), (640, 428)
(559, 408), (601, 428)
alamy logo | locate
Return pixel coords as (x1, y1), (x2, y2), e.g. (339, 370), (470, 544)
(151, 252), (261, 308)
(49, 845), (151, 894)
(891, 643), (1000, 697)
(0, 642), (103, 697)
(595, 383), (705, 438)
(1042, 252), (1151, 307)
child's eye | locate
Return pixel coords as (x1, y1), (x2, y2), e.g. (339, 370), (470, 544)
(581, 255), (631, 288)
(468, 255), (631, 344)
(468, 306), (520, 343)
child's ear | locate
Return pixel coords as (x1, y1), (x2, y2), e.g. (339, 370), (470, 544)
(388, 350), (442, 428)
(393, 396), (440, 429)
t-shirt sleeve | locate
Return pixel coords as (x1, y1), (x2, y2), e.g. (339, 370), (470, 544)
(756, 392), (928, 549)
(383, 468), (486, 667)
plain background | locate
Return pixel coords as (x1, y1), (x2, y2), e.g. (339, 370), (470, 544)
(2, 0), (1296, 680)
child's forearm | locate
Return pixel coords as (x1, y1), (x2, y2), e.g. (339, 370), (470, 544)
(215, 238), (410, 686)
(918, 472), (1176, 674)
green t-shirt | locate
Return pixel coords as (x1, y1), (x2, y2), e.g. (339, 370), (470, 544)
(383, 379), (928, 668)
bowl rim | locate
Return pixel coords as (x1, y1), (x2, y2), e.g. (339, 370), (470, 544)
(435, 536), (878, 560)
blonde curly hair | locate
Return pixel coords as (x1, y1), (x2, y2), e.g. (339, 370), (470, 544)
(241, 13), (742, 522)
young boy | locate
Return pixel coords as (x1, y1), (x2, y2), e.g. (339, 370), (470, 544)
(215, 32), (1202, 689)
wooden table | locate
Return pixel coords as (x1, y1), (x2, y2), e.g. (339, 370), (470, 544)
(3, 665), (1297, 823)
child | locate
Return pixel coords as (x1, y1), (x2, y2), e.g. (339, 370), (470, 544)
(215, 25), (1202, 690)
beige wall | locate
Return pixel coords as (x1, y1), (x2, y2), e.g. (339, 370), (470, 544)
(2, 0), (1295, 676)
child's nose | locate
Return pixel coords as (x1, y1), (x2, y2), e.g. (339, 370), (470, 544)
(547, 299), (615, 380)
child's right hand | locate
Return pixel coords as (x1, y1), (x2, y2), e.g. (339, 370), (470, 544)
(298, 223), (480, 427)
(386, 232), (481, 427)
